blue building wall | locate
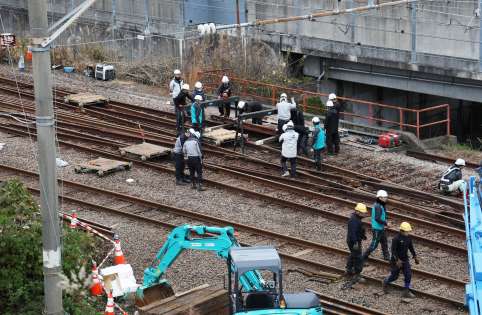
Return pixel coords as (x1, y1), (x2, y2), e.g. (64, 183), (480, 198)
(183, 0), (246, 25)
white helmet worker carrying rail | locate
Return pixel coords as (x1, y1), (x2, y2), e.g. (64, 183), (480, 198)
(194, 95), (203, 101)
(194, 81), (203, 90)
(376, 190), (388, 198)
(181, 83), (190, 90)
(286, 121), (294, 129)
(455, 158), (466, 166)
(222, 75), (229, 83)
(328, 93), (337, 100)
(280, 93), (288, 102)
(174, 69), (181, 76)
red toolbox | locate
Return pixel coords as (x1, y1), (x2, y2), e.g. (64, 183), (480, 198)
(378, 133), (400, 148)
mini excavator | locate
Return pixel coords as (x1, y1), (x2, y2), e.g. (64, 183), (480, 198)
(135, 224), (322, 315)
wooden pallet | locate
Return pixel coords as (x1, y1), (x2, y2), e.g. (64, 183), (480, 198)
(119, 142), (171, 161)
(137, 285), (229, 315)
(64, 93), (108, 112)
(204, 128), (237, 146)
(74, 157), (132, 177)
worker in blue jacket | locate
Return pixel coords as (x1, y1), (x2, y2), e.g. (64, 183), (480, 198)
(311, 117), (326, 171)
(344, 203), (368, 288)
(382, 222), (420, 299)
(191, 95), (204, 133)
(363, 190), (390, 261)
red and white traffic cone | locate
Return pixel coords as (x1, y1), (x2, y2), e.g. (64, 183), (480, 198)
(90, 261), (103, 296)
(113, 234), (126, 265)
(69, 210), (79, 229)
(104, 291), (115, 315)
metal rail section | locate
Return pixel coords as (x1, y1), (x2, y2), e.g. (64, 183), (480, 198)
(198, 70), (451, 139)
(0, 163), (466, 307)
(464, 176), (482, 314)
(407, 150), (480, 169)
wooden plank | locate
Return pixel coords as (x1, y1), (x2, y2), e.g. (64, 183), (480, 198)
(291, 248), (314, 258)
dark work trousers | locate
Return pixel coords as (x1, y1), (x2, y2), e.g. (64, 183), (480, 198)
(175, 107), (185, 132)
(277, 119), (289, 137)
(326, 131), (340, 154)
(313, 149), (323, 170)
(173, 153), (185, 181)
(297, 131), (308, 156)
(363, 229), (389, 260)
(218, 103), (224, 116)
(346, 243), (363, 275)
(384, 261), (412, 288)
(224, 101), (231, 117)
(281, 156), (297, 177)
(252, 117), (262, 125)
(187, 156), (203, 184)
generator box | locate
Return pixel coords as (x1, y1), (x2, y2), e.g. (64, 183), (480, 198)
(378, 132), (400, 148)
(95, 64), (115, 81)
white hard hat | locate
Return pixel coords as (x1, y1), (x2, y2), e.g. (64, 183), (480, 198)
(189, 128), (196, 135)
(328, 93), (337, 100)
(193, 131), (201, 139)
(455, 158), (466, 166)
(182, 83), (190, 90)
(194, 95), (203, 101)
(174, 69), (181, 75)
(282, 124), (288, 132)
(376, 190), (388, 198)
(194, 81), (203, 89)
(238, 101), (246, 109)
(326, 100), (334, 107)
(312, 117), (320, 124)
(280, 93), (287, 99)
(222, 75), (229, 83)
(286, 120), (294, 128)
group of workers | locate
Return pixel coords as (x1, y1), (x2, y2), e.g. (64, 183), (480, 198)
(276, 92), (342, 176)
(346, 190), (419, 298)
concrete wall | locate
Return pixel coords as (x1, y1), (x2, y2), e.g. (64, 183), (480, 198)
(248, 0), (482, 81)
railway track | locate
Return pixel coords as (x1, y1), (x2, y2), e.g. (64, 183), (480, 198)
(0, 163), (466, 310)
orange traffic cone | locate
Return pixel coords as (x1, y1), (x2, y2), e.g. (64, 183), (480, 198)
(90, 261), (103, 296)
(113, 234), (126, 265)
(104, 291), (115, 315)
(69, 210), (79, 229)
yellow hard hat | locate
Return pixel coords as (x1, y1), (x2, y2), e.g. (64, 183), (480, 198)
(400, 222), (412, 232)
(355, 203), (367, 213)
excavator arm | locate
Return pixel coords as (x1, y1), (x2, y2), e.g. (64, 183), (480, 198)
(136, 225), (266, 307)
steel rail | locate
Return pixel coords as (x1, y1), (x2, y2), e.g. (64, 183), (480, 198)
(0, 99), (465, 231)
(407, 150), (480, 168)
(2, 165), (464, 307)
(0, 123), (467, 255)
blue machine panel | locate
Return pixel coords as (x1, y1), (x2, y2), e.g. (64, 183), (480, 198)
(183, 0), (247, 25)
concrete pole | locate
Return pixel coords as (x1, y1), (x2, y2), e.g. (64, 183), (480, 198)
(144, 0), (150, 34)
(27, 1), (63, 314)
(480, 0), (482, 71)
(410, 1), (417, 63)
(112, 0), (116, 39)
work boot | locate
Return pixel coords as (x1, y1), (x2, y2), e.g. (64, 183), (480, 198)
(197, 183), (206, 192)
(281, 171), (290, 177)
(182, 176), (191, 183)
(382, 280), (389, 294)
(176, 179), (186, 186)
(402, 288), (415, 299)
(315, 163), (322, 171)
(191, 181), (197, 189)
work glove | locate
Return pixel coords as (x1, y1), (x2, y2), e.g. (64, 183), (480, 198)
(395, 260), (403, 268)
(414, 257), (420, 265)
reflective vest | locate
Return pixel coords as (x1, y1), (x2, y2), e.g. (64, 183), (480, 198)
(370, 203), (386, 231)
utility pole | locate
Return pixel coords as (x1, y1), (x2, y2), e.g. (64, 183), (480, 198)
(27, 1), (63, 314)
(235, 0), (241, 25)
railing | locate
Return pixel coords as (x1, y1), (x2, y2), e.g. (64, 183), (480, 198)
(197, 69), (451, 139)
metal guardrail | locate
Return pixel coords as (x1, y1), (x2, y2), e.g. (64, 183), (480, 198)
(198, 69), (450, 139)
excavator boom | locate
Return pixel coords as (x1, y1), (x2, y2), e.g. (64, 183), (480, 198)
(135, 225), (266, 307)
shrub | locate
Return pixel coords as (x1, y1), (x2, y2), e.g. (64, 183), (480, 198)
(0, 179), (103, 314)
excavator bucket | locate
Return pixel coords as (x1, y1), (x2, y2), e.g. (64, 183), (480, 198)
(135, 283), (175, 307)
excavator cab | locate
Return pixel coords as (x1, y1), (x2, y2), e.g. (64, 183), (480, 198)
(228, 247), (323, 315)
